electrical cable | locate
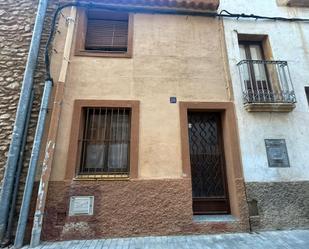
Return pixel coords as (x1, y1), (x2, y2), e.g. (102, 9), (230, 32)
(44, 1), (309, 82)
(219, 9), (309, 22)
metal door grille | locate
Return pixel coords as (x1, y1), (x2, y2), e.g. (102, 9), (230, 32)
(78, 107), (131, 176)
(188, 112), (229, 214)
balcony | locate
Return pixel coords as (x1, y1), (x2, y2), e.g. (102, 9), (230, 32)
(237, 60), (296, 112)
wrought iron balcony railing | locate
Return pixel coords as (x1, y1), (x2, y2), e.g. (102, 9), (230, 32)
(237, 60), (296, 105)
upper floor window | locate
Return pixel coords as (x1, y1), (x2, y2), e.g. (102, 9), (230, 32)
(237, 35), (296, 112)
(65, 100), (139, 180)
(75, 9), (133, 58)
(239, 41), (272, 99)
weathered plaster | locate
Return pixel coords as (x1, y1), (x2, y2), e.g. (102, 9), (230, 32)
(220, 0), (309, 182)
(39, 180), (249, 241)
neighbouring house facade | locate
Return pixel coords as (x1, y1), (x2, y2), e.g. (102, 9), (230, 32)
(0, 0), (308, 247)
(220, 0), (309, 230)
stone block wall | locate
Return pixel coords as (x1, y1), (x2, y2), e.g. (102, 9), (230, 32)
(0, 0), (37, 186)
(0, 0), (63, 220)
(246, 181), (309, 231)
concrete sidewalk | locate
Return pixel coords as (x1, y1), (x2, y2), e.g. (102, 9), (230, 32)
(21, 229), (309, 249)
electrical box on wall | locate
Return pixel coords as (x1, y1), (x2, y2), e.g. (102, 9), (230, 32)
(265, 139), (290, 168)
(69, 196), (94, 216)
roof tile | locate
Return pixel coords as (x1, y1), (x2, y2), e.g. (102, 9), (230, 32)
(90, 0), (220, 11)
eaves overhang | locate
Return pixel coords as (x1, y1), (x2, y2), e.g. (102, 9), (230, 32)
(86, 0), (220, 12)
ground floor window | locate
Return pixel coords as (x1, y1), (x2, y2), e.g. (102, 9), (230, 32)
(79, 107), (131, 175)
(65, 100), (139, 180)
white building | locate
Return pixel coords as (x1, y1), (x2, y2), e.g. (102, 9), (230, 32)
(220, 0), (309, 230)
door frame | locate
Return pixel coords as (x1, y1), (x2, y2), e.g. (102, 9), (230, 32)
(179, 102), (245, 217)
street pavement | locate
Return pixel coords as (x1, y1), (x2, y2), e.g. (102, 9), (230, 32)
(21, 229), (309, 249)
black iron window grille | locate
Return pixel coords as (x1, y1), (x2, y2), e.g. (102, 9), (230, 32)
(237, 60), (296, 104)
(78, 107), (131, 176)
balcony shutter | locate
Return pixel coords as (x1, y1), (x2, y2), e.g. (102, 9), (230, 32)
(85, 19), (128, 52)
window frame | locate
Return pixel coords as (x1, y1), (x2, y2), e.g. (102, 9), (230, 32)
(75, 8), (134, 58)
(237, 34), (273, 60)
(238, 40), (273, 94)
(65, 100), (139, 180)
(78, 107), (131, 176)
(305, 86), (309, 107)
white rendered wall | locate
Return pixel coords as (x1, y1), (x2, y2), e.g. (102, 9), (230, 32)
(220, 0), (309, 182)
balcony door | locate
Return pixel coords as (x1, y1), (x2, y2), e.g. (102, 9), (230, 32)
(239, 42), (272, 102)
(188, 111), (230, 214)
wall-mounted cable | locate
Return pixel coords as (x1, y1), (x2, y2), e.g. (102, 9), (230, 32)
(44, 2), (309, 82)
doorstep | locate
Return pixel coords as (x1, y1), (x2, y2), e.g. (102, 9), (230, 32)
(193, 214), (237, 223)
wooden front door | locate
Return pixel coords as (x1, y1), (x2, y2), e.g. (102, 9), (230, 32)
(188, 112), (230, 214)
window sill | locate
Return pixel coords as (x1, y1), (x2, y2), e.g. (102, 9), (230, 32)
(75, 50), (132, 58)
(74, 174), (130, 181)
(244, 102), (296, 112)
(193, 215), (237, 223)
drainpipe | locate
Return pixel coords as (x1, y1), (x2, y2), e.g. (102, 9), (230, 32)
(30, 8), (77, 247)
(13, 79), (53, 249)
(0, 0), (49, 241)
(1, 91), (34, 247)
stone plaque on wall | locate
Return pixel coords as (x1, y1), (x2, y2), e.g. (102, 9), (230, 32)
(69, 196), (94, 216)
(265, 139), (290, 167)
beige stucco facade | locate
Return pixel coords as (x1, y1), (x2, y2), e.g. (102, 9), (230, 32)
(31, 7), (251, 241)
(48, 12), (232, 181)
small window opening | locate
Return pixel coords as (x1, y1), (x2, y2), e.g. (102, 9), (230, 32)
(85, 10), (129, 53)
(248, 199), (259, 216)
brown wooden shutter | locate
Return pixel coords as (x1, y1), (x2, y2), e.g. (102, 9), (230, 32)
(85, 19), (128, 52)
